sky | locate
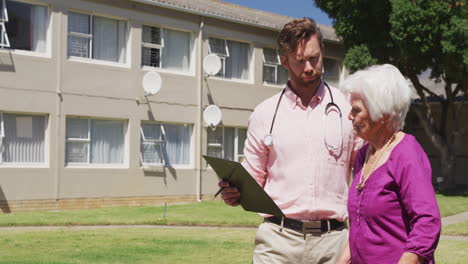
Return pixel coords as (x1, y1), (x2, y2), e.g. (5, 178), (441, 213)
(221, 0), (333, 26)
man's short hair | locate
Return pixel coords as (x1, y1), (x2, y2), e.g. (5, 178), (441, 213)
(277, 18), (323, 56)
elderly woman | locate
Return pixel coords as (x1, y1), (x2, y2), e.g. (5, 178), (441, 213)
(337, 64), (441, 264)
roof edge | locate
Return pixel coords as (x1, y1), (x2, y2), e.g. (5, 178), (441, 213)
(129, 0), (341, 43)
(130, 0), (283, 31)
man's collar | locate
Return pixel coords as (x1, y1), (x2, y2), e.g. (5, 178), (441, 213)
(284, 80), (325, 109)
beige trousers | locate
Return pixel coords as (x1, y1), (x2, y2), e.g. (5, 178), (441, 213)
(252, 221), (348, 264)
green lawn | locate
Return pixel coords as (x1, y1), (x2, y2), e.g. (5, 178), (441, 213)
(443, 221), (468, 236)
(0, 201), (263, 227)
(0, 194), (464, 227)
(0, 226), (465, 264)
(0, 195), (465, 263)
(436, 194), (468, 217)
(0, 227), (255, 264)
(435, 240), (468, 264)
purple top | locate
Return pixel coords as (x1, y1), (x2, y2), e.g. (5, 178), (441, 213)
(348, 134), (441, 263)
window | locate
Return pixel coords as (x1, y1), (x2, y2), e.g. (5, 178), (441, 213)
(1, 0), (48, 52)
(0, 0), (10, 48)
(141, 25), (191, 72)
(67, 12), (127, 63)
(322, 58), (340, 82)
(0, 112), (47, 164)
(140, 122), (192, 166)
(208, 37), (251, 80)
(65, 118), (126, 165)
(207, 127), (246, 162)
(263, 48), (288, 85)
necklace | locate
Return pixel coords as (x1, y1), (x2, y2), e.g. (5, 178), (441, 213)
(356, 133), (396, 191)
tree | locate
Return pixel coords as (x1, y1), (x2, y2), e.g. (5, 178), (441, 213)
(314, 0), (467, 192)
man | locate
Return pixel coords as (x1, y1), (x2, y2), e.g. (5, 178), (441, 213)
(220, 18), (358, 264)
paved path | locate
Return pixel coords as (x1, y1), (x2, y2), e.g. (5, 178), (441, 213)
(440, 235), (468, 242)
(441, 211), (468, 226)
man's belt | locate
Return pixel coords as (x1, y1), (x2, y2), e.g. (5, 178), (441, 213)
(265, 216), (345, 234)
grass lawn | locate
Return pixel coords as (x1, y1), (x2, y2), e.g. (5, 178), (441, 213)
(0, 227), (255, 264)
(0, 195), (465, 263)
(435, 240), (468, 264)
(0, 226), (465, 264)
(0, 201), (263, 227)
(436, 194), (468, 217)
(443, 221), (468, 236)
(0, 194), (465, 227)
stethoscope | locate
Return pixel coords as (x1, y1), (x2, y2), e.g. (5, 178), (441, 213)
(264, 81), (343, 152)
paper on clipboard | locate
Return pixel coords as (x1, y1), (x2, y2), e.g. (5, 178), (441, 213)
(203, 155), (285, 217)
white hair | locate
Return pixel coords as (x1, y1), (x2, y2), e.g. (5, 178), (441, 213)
(340, 64), (412, 131)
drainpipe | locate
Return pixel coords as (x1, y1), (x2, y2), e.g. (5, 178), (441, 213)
(196, 17), (204, 202)
(54, 10), (63, 207)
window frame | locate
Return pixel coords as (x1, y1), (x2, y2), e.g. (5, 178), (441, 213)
(140, 121), (194, 169)
(66, 10), (129, 67)
(0, 0), (51, 57)
(0, 22), (9, 48)
(262, 47), (288, 86)
(0, 111), (49, 168)
(141, 24), (195, 75)
(65, 116), (128, 168)
(207, 127), (246, 163)
(141, 24), (164, 68)
(0, 0), (10, 48)
(140, 122), (166, 167)
(65, 118), (91, 164)
(207, 37), (251, 82)
(208, 38), (229, 77)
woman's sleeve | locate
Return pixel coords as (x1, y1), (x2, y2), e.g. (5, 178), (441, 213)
(394, 140), (441, 262)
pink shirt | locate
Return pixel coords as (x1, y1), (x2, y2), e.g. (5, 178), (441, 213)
(242, 82), (358, 221)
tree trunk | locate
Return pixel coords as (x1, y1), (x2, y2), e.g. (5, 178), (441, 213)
(438, 147), (457, 192)
(412, 105), (458, 192)
(407, 72), (461, 193)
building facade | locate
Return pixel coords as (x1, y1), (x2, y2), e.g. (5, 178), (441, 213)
(0, 0), (347, 212)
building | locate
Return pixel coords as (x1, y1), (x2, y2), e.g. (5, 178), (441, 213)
(0, 0), (347, 212)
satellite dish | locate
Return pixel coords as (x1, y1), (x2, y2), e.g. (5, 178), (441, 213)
(203, 105), (222, 127)
(203, 54), (222, 76)
(142, 71), (162, 96)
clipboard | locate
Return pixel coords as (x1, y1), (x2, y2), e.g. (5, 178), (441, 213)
(203, 155), (285, 217)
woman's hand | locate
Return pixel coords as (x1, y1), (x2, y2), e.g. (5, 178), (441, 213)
(397, 252), (425, 264)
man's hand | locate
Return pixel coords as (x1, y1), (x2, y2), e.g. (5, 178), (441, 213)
(336, 241), (351, 264)
(218, 181), (241, 206)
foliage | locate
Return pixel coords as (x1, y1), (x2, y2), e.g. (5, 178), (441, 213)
(315, 0), (468, 191)
(343, 44), (378, 73)
(315, 0), (467, 79)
